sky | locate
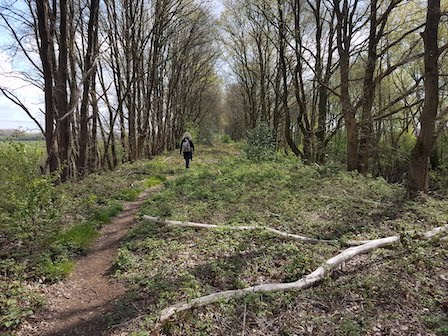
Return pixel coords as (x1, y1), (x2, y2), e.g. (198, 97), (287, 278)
(0, 0), (45, 131)
(0, 0), (224, 131)
(0, 49), (44, 131)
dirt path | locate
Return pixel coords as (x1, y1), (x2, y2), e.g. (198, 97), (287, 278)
(17, 182), (168, 336)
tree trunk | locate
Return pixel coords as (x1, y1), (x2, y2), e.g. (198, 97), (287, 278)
(278, 1), (302, 158)
(78, 0), (99, 176)
(36, 0), (59, 174)
(335, 0), (358, 171)
(339, 42), (358, 171)
(55, 0), (70, 181)
(357, 0), (377, 175)
(314, 2), (335, 164)
(408, 0), (440, 192)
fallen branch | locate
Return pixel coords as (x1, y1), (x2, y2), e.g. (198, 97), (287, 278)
(143, 216), (341, 245)
(422, 225), (448, 239)
(143, 216), (448, 247)
(152, 236), (399, 334)
(151, 224), (447, 334)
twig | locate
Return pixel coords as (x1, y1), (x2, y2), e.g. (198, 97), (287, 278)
(241, 301), (247, 336)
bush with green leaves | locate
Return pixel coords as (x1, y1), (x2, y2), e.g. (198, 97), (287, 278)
(0, 280), (43, 329)
(0, 142), (61, 251)
(222, 134), (232, 143)
(243, 123), (275, 161)
(430, 163), (448, 195)
(372, 131), (416, 183)
(430, 133), (448, 195)
(0, 142), (61, 331)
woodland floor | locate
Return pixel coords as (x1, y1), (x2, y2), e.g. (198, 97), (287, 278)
(16, 183), (168, 336)
(7, 144), (448, 336)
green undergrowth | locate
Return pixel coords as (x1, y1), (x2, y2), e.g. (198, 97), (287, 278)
(35, 202), (125, 279)
(1, 144), (171, 332)
(113, 146), (448, 335)
(116, 177), (166, 202)
(141, 154), (447, 241)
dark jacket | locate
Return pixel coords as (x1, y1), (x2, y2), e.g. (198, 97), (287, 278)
(180, 138), (194, 159)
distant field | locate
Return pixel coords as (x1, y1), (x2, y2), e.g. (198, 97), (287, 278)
(0, 140), (46, 160)
(0, 129), (45, 142)
(0, 139), (45, 147)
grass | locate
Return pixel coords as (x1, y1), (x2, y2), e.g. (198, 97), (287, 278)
(145, 176), (166, 188)
(116, 188), (142, 201)
(51, 222), (101, 252)
(1, 144), (170, 332)
(3, 142), (448, 335)
(141, 155), (411, 241)
(93, 202), (124, 223)
(111, 144), (448, 336)
(36, 258), (75, 282)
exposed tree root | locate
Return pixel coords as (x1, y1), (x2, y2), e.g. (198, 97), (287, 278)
(149, 223), (447, 335)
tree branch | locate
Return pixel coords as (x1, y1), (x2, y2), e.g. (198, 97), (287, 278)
(0, 86), (45, 134)
(142, 215), (341, 245)
(151, 224), (447, 334)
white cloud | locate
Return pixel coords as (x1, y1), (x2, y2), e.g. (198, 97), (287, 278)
(0, 50), (44, 131)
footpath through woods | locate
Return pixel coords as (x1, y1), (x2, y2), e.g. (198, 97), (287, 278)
(17, 181), (171, 336)
(11, 145), (448, 336)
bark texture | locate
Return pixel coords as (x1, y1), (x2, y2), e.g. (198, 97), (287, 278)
(408, 0), (441, 192)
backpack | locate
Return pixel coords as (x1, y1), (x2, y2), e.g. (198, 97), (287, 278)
(182, 138), (191, 152)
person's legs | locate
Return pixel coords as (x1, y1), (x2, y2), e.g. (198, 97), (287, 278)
(183, 152), (192, 169)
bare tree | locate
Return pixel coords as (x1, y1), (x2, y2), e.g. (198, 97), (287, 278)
(78, 0), (100, 176)
(35, 0), (59, 174)
(408, 0), (441, 192)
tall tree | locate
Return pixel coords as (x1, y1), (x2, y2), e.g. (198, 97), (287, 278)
(78, 0), (100, 176)
(277, 0), (302, 157)
(408, 0), (441, 192)
(35, 0), (59, 174)
(334, 0), (359, 171)
(55, 0), (71, 181)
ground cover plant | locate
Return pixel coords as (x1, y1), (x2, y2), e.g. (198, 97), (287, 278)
(0, 142), (171, 331)
(112, 144), (448, 336)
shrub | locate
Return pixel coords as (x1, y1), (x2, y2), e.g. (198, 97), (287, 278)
(327, 132), (347, 163)
(0, 142), (61, 251)
(430, 163), (448, 195)
(430, 133), (448, 194)
(221, 134), (232, 144)
(0, 280), (42, 329)
(372, 131), (415, 183)
(243, 123), (275, 161)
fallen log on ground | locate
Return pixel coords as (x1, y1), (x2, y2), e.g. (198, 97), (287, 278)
(143, 216), (448, 247)
(149, 223), (447, 334)
(142, 215), (358, 245)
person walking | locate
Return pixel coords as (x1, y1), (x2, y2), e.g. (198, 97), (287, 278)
(180, 132), (194, 169)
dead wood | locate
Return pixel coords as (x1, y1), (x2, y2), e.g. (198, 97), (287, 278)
(149, 223), (447, 334)
(143, 215), (339, 245)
